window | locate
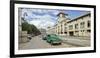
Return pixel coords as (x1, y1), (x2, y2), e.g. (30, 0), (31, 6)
(60, 14), (65, 18)
(80, 22), (85, 28)
(69, 25), (73, 30)
(87, 20), (90, 28)
(75, 24), (78, 29)
(87, 30), (91, 33)
(64, 32), (67, 34)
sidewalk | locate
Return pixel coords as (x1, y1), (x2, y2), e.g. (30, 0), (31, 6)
(60, 36), (91, 47)
(62, 39), (90, 47)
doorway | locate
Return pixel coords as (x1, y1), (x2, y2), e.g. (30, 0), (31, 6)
(69, 32), (74, 36)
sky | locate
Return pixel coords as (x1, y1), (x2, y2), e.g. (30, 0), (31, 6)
(20, 8), (90, 29)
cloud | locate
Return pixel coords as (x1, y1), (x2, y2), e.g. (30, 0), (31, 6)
(20, 8), (89, 30)
(29, 19), (55, 30)
(29, 14), (56, 29)
(21, 8), (59, 21)
(20, 8), (64, 29)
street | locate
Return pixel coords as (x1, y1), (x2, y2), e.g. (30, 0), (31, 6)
(19, 35), (90, 50)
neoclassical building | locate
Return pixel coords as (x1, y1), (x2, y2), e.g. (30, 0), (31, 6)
(54, 12), (91, 37)
(55, 12), (70, 35)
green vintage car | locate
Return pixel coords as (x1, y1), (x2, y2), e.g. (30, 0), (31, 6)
(45, 34), (62, 45)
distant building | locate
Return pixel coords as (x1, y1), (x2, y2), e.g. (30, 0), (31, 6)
(39, 28), (47, 38)
(18, 8), (29, 43)
(53, 12), (91, 37)
(47, 26), (56, 34)
(39, 28), (46, 35)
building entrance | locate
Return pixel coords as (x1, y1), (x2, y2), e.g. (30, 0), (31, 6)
(69, 32), (74, 36)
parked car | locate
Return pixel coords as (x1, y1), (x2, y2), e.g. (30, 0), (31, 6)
(45, 34), (62, 45)
(42, 36), (47, 40)
(42, 34), (47, 40)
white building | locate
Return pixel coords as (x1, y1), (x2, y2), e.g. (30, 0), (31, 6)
(54, 12), (91, 37)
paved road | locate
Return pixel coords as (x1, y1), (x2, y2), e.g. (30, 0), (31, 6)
(19, 35), (77, 50)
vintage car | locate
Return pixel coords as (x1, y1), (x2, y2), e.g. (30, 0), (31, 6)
(45, 34), (62, 45)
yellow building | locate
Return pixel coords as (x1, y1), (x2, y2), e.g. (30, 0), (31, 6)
(55, 12), (91, 37)
(56, 12), (70, 35)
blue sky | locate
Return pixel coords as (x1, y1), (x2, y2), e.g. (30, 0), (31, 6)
(20, 8), (90, 29)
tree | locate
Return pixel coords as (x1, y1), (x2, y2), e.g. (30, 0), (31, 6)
(22, 21), (41, 35)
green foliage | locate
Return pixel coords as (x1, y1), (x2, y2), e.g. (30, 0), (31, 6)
(22, 20), (41, 35)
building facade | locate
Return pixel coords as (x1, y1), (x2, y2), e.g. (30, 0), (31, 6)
(55, 12), (91, 37)
(56, 12), (70, 36)
(67, 13), (91, 36)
